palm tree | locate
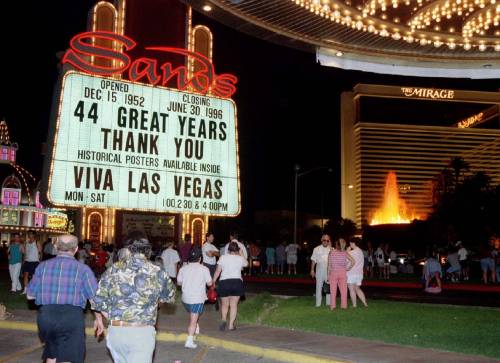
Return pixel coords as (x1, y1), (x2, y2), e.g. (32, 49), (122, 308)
(449, 156), (470, 188)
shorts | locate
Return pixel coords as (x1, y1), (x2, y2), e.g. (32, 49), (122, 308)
(446, 266), (461, 273)
(38, 305), (85, 363)
(183, 303), (205, 314)
(480, 258), (495, 272)
(426, 271), (441, 280)
(459, 260), (468, 269)
(376, 261), (384, 268)
(347, 274), (363, 286)
(22, 261), (39, 275)
(287, 255), (297, 264)
(267, 257), (275, 265)
(217, 278), (244, 297)
(203, 263), (217, 278)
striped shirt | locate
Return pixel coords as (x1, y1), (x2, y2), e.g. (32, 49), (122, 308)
(27, 255), (97, 308)
(329, 250), (348, 273)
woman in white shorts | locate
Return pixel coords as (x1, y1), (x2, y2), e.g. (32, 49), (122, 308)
(347, 240), (368, 307)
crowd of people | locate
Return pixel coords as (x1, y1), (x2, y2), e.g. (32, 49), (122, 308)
(3, 229), (500, 362)
(311, 234), (368, 309)
(422, 236), (500, 293)
(10, 230), (250, 363)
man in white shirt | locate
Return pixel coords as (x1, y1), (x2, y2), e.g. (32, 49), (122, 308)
(222, 232), (248, 260)
(161, 242), (181, 281)
(310, 234), (332, 307)
(177, 248), (212, 349)
(202, 233), (219, 278)
(457, 241), (469, 281)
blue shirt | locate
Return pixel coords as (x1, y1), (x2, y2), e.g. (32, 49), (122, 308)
(266, 247), (275, 260)
(27, 255), (98, 308)
(8, 244), (22, 265)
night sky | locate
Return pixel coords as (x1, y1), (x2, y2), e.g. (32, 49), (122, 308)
(0, 0), (498, 226)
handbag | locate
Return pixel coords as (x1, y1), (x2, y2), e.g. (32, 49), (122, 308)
(322, 282), (330, 294)
(207, 286), (218, 303)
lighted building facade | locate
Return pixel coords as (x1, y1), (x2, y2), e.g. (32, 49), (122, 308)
(48, 0), (219, 246)
(0, 120), (68, 243)
(341, 84), (500, 227)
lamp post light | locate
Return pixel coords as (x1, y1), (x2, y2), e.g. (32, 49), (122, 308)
(293, 164), (333, 245)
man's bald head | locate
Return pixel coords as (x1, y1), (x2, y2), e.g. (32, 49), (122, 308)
(56, 234), (78, 253)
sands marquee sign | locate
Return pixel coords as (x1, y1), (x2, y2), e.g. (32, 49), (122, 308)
(42, 32), (240, 216)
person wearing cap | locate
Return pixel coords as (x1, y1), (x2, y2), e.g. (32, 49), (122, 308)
(177, 247), (213, 349)
(26, 234), (104, 363)
(92, 231), (175, 363)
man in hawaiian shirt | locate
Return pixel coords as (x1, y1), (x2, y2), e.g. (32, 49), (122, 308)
(92, 231), (175, 362)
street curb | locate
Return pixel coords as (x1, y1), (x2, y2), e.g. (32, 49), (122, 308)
(0, 321), (347, 363)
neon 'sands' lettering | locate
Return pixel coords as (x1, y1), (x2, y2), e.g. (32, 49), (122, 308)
(62, 31), (237, 98)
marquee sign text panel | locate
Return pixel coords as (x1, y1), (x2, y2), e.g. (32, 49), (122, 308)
(47, 72), (240, 216)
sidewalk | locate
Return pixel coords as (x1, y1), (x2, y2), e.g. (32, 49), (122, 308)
(1, 301), (499, 363)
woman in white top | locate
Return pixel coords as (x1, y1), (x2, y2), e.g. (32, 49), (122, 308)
(22, 232), (41, 294)
(213, 241), (248, 331)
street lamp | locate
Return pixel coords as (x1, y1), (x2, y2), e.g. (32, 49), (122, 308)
(293, 164), (333, 245)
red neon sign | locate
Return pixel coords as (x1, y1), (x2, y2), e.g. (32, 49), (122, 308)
(62, 31), (237, 98)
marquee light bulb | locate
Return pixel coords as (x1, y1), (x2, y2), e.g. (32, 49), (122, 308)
(293, 0), (499, 51)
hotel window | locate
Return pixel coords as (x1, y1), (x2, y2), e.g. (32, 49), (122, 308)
(2, 190), (9, 205)
(9, 148), (15, 162)
(10, 191), (19, 206)
(1, 147), (8, 161)
(2, 190), (19, 206)
(35, 191), (44, 226)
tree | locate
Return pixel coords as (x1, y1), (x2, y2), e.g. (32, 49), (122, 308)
(449, 156), (470, 188)
(430, 166), (499, 248)
(324, 217), (357, 242)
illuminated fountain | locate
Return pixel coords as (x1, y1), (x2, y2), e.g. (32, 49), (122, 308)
(370, 171), (419, 225)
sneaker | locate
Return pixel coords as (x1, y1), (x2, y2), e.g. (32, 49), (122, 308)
(21, 288), (27, 295)
(219, 321), (227, 331)
(184, 339), (197, 349)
